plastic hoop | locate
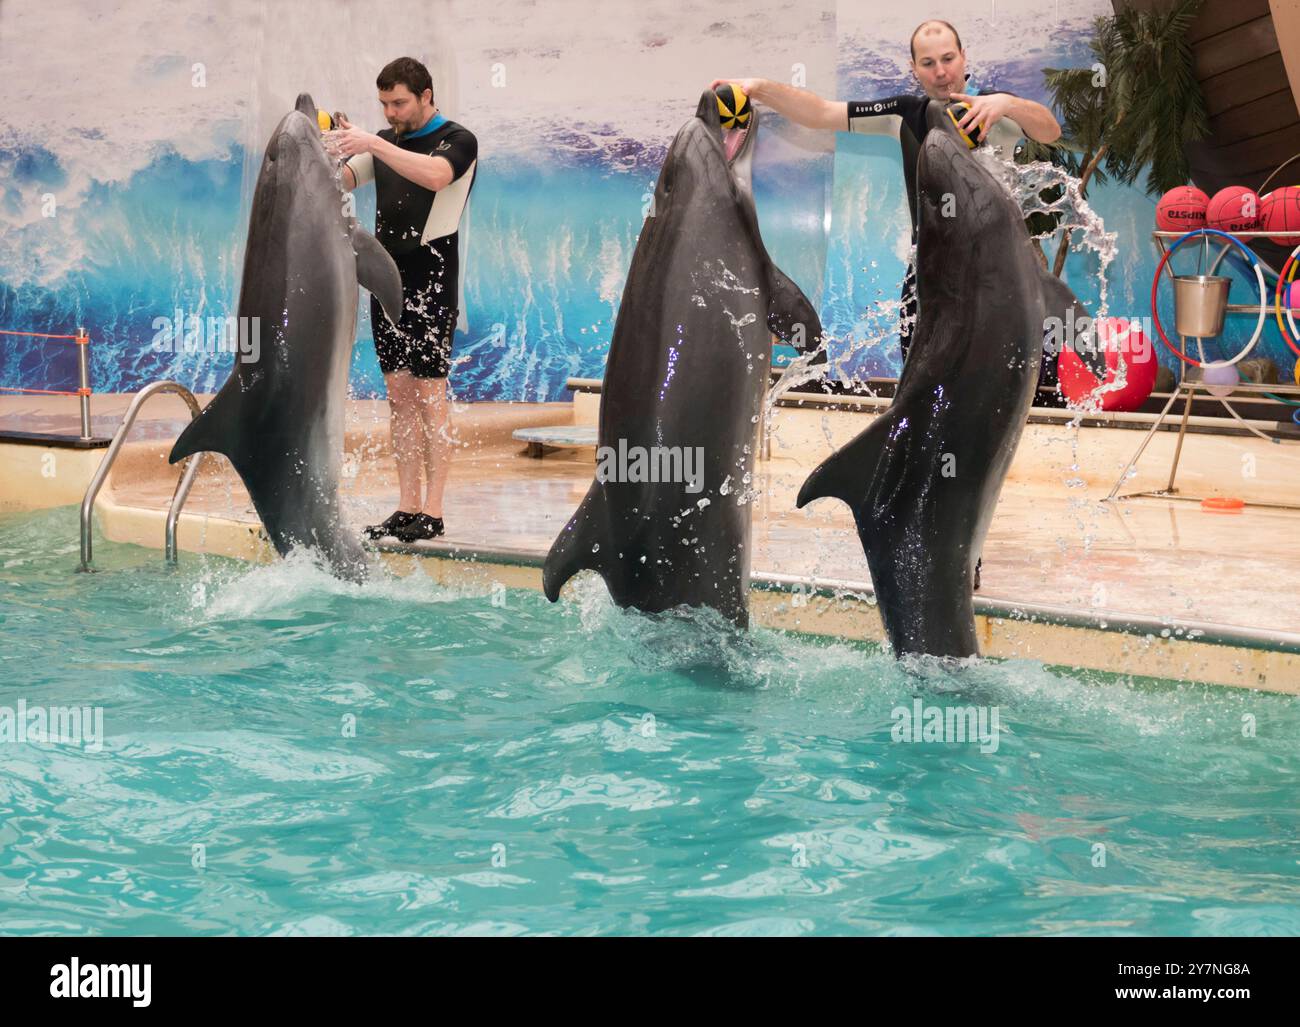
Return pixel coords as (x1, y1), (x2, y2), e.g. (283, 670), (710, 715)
(1150, 228), (1268, 368)
(1274, 242), (1300, 358)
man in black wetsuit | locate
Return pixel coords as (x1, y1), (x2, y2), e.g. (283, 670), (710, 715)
(715, 20), (1061, 592)
(333, 57), (478, 544)
(713, 19), (1061, 369)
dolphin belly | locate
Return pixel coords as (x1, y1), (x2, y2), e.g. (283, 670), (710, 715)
(543, 91), (823, 627)
(168, 95), (401, 583)
(798, 118), (1088, 659)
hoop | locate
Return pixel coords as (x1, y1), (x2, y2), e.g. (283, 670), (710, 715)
(1274, 242), (1300, 358)
(1150, 229), (1267, 368)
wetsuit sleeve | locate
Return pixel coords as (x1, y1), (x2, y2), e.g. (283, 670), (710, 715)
(437, 127), (478, 181)
(846, 95), (924, 139)
(346, 152), (375, 186)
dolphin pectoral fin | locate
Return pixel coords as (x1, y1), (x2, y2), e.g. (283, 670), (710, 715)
(764, 261), (823, 354)
(727, 165), (823, 354)
(353, 229), (403, 325)
(542, 486), (611, 602)
(796, 420), (888, 512)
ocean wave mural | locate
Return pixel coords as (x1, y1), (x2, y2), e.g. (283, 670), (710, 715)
(1, 0), (1290, 403)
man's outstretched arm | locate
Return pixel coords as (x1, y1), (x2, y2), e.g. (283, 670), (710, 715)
(709, 78), (847, 131)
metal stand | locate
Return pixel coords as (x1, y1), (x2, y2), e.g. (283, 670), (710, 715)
(1107, 379), (1299, 505)
(1105, 230), (1300, 508)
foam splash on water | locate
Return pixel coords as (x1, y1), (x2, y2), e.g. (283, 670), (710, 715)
(186, 547), (478, 622)
(558, 573), (895, 697)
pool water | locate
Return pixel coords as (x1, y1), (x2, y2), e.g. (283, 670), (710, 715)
(1, 507), (1297, 936)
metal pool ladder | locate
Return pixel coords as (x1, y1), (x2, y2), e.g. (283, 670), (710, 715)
(79, 380), (205, 572)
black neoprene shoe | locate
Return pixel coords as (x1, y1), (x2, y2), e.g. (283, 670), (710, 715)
(392, 514), (445, 543)
(364, 510), (419, 540)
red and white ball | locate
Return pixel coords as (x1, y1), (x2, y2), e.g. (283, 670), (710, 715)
(1058, 317), (1158, 412)
(1206, 186), (1261, 233)
(1155, 186), (1208, 232)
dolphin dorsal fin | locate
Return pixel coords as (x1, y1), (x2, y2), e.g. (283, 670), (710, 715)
(353, 229), (403, 325)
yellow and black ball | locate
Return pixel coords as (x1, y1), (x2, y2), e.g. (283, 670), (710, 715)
(715, 84), (753, 130)
(316, 109), (335, 133)
(945, 102), (983, 149)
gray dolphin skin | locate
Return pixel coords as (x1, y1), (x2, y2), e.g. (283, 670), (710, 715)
(169, 94), (402, 581)
(543, 90), (822, 626)
(797, 110), (1089, 658)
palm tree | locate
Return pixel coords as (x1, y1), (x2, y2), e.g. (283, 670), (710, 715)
(1036, 0), (1209, 277)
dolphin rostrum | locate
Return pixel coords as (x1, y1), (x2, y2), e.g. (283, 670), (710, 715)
(543, 90), (822, 626)
(797, 114), (1089, 658)
(169, 93), (402, 581)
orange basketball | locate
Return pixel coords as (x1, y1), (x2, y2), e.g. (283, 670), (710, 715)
(1259, 186), (1300, 245)
(1206, 186), (1261, 233)
(1155, 186), (1208, 232)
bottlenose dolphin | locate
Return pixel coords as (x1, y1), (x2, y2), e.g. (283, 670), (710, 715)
(170, 93), (402, 580)
(797, 113), (1088, 658)
(543, 90), (822, 626)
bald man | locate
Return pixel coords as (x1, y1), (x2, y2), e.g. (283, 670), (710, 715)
(714, 18), (1061, 368)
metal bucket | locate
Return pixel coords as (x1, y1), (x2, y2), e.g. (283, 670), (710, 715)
(1173, 274), (1230, 338)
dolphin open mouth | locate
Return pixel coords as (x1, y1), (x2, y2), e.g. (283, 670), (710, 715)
(723, 123), (750, 164)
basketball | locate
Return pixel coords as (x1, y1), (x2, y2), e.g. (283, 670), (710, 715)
(1206, 186), (1261, 233)
(715, 84), (752, 130)
(1155, 186), (1208, 232)
(1259, 186), (1300, 245)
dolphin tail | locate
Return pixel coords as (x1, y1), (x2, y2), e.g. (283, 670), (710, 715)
(795, 419), (888, 512)
(542, 485), (612, 602)
(353, 229), (404, 325)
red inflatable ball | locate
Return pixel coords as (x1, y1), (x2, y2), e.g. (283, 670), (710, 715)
(1206, 186), (1261, 233)
(1155, 186), (1208, 232)
(1259, 186), (1300, 246)
(1058, 317), (1158, 412)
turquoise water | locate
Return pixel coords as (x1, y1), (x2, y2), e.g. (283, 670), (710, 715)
(1, 507), (1297, 936)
